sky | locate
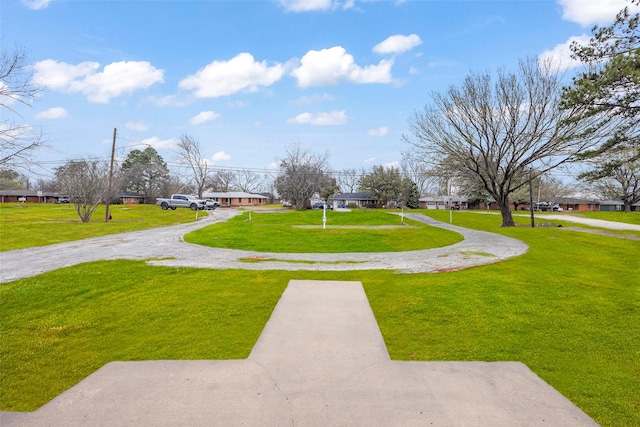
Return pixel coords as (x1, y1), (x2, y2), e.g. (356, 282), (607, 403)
(3, 0), (639, 179)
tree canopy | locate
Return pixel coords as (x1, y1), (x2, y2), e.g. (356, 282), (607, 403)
(121, 146), (169, 201)
(275, 144), (332, 210)
(405, 58), (592, 226)
(358, 165), (403, 207)
(561, 0), (640, 165)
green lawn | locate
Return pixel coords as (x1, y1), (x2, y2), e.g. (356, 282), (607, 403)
(0, 203), (199, 251)
(184, 209), (462, 252)
(0, 209), (638, 426)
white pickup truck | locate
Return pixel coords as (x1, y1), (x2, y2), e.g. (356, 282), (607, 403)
(155, 194), (207, 210)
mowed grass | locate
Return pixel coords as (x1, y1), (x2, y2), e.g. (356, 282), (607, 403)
(0, 203), (199, 251)
(185, 209), (462, 252)
(0, 209), (638, 425)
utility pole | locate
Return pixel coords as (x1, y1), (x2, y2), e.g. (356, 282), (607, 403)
(529, 168), (535, 228)
(105, 128), (116, 222)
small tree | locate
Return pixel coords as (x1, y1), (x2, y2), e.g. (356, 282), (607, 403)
(55, 158), (115, 222)
(358, 165), (403, 207)
(275, 144), (332, 210)
(175, 134), (211, 198)
(400, 177), (420, 209)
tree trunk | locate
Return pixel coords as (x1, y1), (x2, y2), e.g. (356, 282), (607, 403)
(499, 203), (516, 227)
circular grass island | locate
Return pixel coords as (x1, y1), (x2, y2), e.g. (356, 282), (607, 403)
(184, 209), (463, 253)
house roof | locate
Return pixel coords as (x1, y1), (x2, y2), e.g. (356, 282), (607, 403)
(203, 191), (268, 199)
(329, 192), (375, 200)
(0, 190), (62, 197)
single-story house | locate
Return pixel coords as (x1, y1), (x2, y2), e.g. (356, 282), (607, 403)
(599, 199), (640, 212)
(554, 198), (601, 212)
(202, 191), (269, 207)
(328, 192), (379, 209)
(419, 196), (469, 210)
(0, 190), (67, 204)
(118, 191), (146, 204)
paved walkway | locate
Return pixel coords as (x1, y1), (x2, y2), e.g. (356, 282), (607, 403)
(0, 211), (528, 283)
(0, 280), (597, 426)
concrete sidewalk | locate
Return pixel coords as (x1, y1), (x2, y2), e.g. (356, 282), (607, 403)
(1, 280), (597, 426)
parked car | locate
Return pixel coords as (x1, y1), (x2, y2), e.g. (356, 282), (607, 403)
(312, 202), (332, 210)
(204, 200), (221, 210)
(155, 194), (207, 210)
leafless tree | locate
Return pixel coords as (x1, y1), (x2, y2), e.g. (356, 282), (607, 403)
(335, 168), (362, 193)
(583, 148), (640, 211)
(400, 152), (439, 196)
(405, 58), (596, 226)
(175, 134), (211, 198)
(234, 169), (266, 193)
(208, 169), (235, 192)
(1, 48), (46, 171)
(275, 144), (332, 210)
(55, 158), (117, 222)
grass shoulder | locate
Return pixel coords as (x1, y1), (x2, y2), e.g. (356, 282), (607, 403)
(0, 203), (200, 251)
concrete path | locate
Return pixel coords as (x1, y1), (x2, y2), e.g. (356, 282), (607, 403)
(0, 280), (597, 426)
(0, 211), (528, 283)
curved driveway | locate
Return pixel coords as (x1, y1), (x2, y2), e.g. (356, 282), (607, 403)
(0, 211), (528, 283)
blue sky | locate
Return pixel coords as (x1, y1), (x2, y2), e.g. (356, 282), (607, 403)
(3, 0), (638, 177)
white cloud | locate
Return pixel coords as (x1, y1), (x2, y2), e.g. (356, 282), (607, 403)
(125, 121), (150, 132)
(34, 59), (164, 103)
(291, 46), (393, 87)
(189, 111), (221, 125)
(373, 34), (422, 55)
(21, 0), (52, 10)
(179, 53), (284, 98)
(211, 151), (231, 163)
(287, 110), (348, 126)
(35, 107), (67, 119)
(363, 157), (376, 164)
(279, 0), (333, 12)
(557, 0), (640, 26)
(538, 35), (591, 71)
(368, 126), (388, 136)
(141, 136), (178, 150)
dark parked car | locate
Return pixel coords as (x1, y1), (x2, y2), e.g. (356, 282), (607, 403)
(312, 202), (332, 210)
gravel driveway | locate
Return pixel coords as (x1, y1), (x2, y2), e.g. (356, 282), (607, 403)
(0, 211), (529, 283)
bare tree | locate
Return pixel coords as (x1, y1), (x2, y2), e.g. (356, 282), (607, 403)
(405, 58), (595, 226)
(400, 152), (439, 195)
(175, 134), (211, 198)
(55, 158), (116, 222)
(582, 149), (640, 211)
(275, 144), (332, 210)
(234, 169), (266, 193)
(335, 168), (362, 193)
(209, 169), (235, 192)
(1, 48), (46, 171)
